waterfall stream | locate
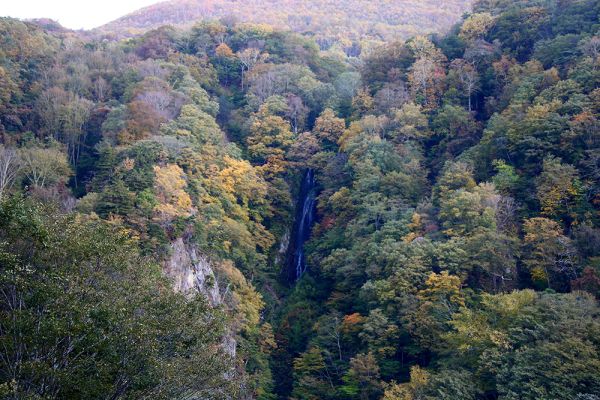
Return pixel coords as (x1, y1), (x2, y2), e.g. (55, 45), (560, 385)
(289, 169), (316, 281)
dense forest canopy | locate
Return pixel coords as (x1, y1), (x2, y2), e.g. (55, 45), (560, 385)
(1, 0), (600, 399)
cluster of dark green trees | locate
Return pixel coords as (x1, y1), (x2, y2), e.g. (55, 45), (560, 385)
(0, 0), (599, 398)
(0, 198), (233, 399)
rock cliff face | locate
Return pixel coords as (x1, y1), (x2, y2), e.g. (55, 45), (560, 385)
(165, 237), (222, 305)
(165, 237), (236, 356)
(274, 229), (290, 267)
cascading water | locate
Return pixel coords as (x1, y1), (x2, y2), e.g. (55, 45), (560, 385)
(288, 169), (316, 281)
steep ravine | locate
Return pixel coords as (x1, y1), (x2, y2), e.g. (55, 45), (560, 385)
(286, 169), (317, 283)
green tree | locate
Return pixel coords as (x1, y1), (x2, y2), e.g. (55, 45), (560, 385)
(19, 144), (71, 189)
(522, 217), (579, 290)
(445, 290), (600, 400)
(292, 347), (335, 400)
(491, 159), (520, 195)
(536, 156), (584, 224)
(0, 198), (234, 399)
(313, 108), (345, 148)
(438, 183), (499, 237)
(408, 271), (465, 351)
(340, 353), (382, 400)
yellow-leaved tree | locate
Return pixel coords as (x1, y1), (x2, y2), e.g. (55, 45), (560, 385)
(383, 366), (430, 400)
(153, 164), (193, 224)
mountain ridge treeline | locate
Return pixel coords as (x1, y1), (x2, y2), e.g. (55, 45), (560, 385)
(96, 0), (471, 54)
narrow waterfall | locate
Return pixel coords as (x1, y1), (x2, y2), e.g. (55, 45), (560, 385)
(288, 169), (317, 282)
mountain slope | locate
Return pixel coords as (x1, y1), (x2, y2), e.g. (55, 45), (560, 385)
(98, 0), (471, 46)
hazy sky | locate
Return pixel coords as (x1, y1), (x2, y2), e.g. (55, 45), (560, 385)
(1, 0), (163, 30)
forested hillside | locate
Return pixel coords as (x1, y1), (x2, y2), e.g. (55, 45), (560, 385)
(1, 0), (600, 399)
(97, 0), (471, 54)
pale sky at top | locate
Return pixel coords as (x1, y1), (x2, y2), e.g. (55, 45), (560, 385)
(1, 0), (163, 30)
